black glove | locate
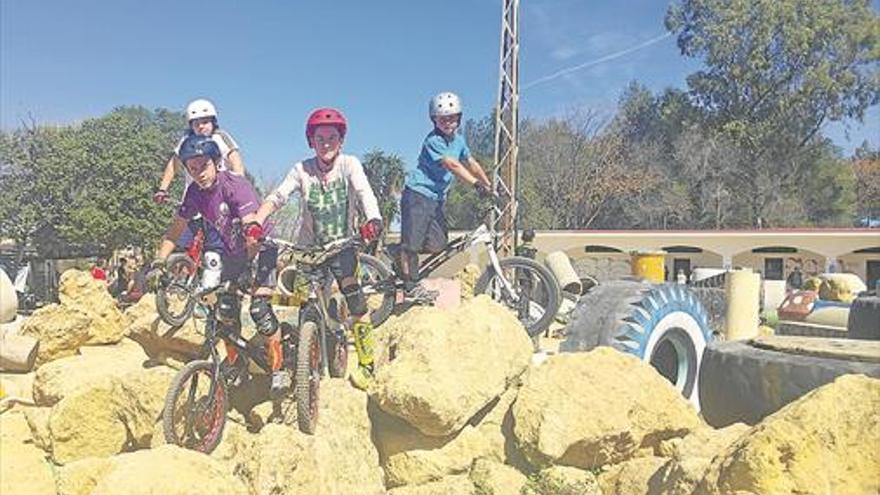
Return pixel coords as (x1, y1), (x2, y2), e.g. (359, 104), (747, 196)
(473, 182), (493, 200)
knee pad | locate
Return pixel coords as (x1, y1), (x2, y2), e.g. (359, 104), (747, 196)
(217, 293), (241, 325)
(341, 283), (368, 317)
(249, 296), (279, 336)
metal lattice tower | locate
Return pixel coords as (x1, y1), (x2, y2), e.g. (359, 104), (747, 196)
(491, 0), (520, 257)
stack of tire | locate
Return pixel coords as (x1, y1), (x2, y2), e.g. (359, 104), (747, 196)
(700, 289), (880, 427)
(560, 279), (714, 410)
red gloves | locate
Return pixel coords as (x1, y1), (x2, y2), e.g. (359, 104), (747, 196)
(244, 221), (264, 243)
(360, 218), (383, 243)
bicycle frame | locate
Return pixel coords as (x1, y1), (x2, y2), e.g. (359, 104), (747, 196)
(407, 223), (517, 301)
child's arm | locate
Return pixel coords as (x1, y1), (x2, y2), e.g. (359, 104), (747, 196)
(349, 158), (382, 221)
(254, 165), (302, 225)
(226, 149), (245, 175)
(156, 216), (188, 260)
(440, 157), (482, 186)
(464, 156), (491, 188)
(156, 155), (180, 194)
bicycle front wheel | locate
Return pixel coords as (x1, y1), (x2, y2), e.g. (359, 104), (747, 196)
(156, 254), (197, 326)
(475, 256), (562, 338)
(162, 360), (227, 453)
(358, 253), (396, 327)
(294, 321), (321, 435)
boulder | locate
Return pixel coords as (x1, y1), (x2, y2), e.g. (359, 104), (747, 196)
(522, 465), (601, 495)
(0, 411), (56, 495)
(33, 339), (149, 406)
(0, 332), (38, 372)
(695, 374), (880, 495)
(124, 294), (207, 361)
(19, 303), (91, 365)
(597, 456), (668, 495)
(387, 474), (477, 495)
(652, 423), (750, 494)
(58, 269), (125, 344)
(468, 458), (528, 495)
(375, 385), (518, 487)
(56, 444), (248, 495)
(48, 366), (176, 464)
(214, 379), (385, 495)
(23, 406), (53, 452)
(371, 295), (532, 437)
(512, 348), (702, 470)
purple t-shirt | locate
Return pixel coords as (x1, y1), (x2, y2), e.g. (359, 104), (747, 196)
(177, 171), (261, 256)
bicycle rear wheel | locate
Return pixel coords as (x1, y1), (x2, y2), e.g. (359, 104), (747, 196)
(475, 256), (561, 338)
(156, 254), (197, 326)
(162, 360), (227, 453)
(358, 253), (396, 327)
(294, 321), (321, 434)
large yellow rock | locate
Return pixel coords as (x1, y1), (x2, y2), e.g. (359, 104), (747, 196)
(56, 445), (248, 495)
(512, 348), (702, 470)
(387, 474), (477, 495)
(0, 411), (56, 495)
(371, 295), (533, 437)
(522, 465), (601, 495)
(597, 456), (668, 495)
(48, 366), (176, 464)
(652, 423), (750, 495)
(19, 303), (91, 365)
(33, 339), (149, 406)
(468, 458), (528, 495)
(58, 269), (125, 344)
(376, 384), (518, 487)
(124, 294), (207, 361)
(214, 379), (385, 495)
(695, 374), (880, 494)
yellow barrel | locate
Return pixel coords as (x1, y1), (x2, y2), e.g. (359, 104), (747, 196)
(630, 250), (666, 283)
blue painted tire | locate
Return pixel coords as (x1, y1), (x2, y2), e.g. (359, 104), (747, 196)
(560, 280), (714, 409)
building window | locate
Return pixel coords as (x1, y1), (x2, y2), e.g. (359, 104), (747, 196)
(765, 258), (784, 280)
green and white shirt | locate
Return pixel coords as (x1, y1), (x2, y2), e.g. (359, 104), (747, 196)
(266, 154), (381, 246)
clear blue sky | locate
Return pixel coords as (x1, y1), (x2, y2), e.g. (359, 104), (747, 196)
(2, 0), (877, 187)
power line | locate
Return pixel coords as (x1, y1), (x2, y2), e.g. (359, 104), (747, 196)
(523, 32), (673, 91)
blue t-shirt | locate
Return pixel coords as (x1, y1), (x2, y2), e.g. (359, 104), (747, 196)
(405, 130), (471, 201)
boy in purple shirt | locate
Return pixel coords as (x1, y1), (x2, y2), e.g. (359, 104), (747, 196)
(152, 135), (289, 396)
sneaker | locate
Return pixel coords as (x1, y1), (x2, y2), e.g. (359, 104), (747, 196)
(403, 283), (439, 305)
(270, 370), (291, 398)
(349, 365), (374, 391)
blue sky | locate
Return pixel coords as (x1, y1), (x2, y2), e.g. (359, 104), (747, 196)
(2, 0), (877, 187)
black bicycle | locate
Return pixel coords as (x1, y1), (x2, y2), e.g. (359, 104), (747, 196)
(161, 264), (319, 451)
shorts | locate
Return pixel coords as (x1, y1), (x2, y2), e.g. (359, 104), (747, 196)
(400, 187), (448, 254)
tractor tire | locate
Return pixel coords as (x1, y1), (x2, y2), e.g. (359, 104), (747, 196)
(699, 336), (880, 427)
(560, 280), (714, 409)
(847, 294), (880, 341)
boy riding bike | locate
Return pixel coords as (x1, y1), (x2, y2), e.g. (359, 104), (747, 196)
(398, 92), (493, 301)
(251, 108), (383, 391)
(150, 134), (289, 397)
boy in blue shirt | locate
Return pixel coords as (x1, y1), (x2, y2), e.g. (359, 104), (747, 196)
(398, 92), (492, 301)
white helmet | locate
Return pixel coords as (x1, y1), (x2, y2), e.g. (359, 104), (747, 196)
(185, 99), (217, 122)
(429, 92), (462, 118)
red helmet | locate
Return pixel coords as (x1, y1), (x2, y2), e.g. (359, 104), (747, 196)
(305, 108), (347, 146)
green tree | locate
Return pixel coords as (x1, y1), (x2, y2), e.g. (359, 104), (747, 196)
(361, 150), (406, 234)
(666, 0), (880, 226)
(0, 107), (183, 258)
